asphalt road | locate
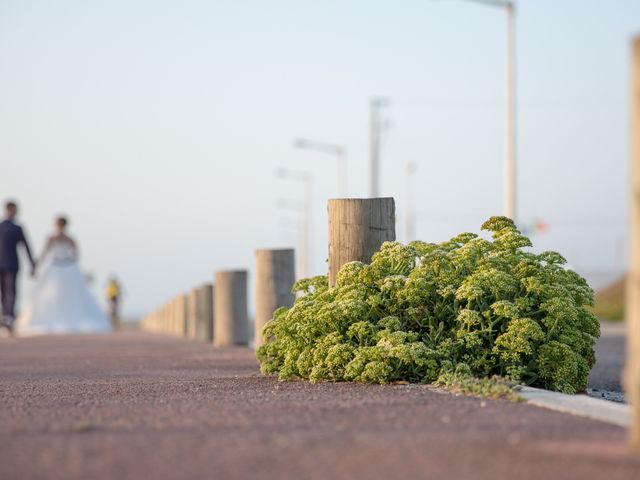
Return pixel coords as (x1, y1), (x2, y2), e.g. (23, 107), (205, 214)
(1, 332), (638, 480)
(589, 324), (625, 392)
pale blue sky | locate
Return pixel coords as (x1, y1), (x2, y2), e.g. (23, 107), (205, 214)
(1, 0), (639, 316)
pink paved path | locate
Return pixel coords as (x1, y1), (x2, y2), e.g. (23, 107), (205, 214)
(1, 332), (639, 480)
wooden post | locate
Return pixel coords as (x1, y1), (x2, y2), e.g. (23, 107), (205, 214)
(172, 296), (180, 336)
(163, 303), (169, 333)
(327, 198), (396, 286)
(186, 289), (198, 339)
(171, 297), (178, 336)
(171, 295), (187, 337)
(169, 298), (175, 335)
(172, 297), (177, 335)
(181, 294), (188, 337)
(254, 249), (296, 348)
(626, 35), (640, 452)
(213, 270), (249, 347)
(193, 283), (214, 342)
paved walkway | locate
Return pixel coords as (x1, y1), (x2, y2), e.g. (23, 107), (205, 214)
(1, 333), (639, 480)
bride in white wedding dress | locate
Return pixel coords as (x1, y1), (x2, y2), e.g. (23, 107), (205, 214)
(15, 216), (112, 336)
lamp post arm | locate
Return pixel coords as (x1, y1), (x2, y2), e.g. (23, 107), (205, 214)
(459, 0), (512, 9)
(294, 138), (348, 197)
(294, 138), (344, 156)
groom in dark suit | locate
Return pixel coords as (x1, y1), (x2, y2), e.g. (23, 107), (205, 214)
(0, 201), (36, 332)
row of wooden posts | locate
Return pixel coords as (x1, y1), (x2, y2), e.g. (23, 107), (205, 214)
(135, 50), (640, 450)
(140, 256), (294, 349)
(140, 197), (397, 348)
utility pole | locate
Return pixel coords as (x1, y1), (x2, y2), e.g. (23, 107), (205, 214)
(278, 217), (305, 279)
(405, 163), (417, 242)
(437, 0), (517, 222)
(276, 168), (313, 279)
(504, 1), (516, 222)
(369, 98), (389, 198)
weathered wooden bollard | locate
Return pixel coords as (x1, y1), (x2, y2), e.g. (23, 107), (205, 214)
(163, 302), (169, 333)
(197, 283), (214, 342)
(164, 301), (170, 334)
(170, 297), (177, 335)
(168, 298), (175, 334)
(156, 310), (160, 332)
(171, 297), (179, 336)
(169, 297), (180, 335)
(186, 289), (198, 339)
(626, 35), (640, 452)
(213, 270), (249, 347)
(254, 249), (296, 348)
(172, 294), (187, 337)
(180, 294), (188, 337)
(327, 198), (396, 286)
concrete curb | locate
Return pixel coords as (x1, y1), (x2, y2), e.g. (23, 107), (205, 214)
(519, 386), (631, 428)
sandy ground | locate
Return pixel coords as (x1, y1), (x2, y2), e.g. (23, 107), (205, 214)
(0, 332), (639, 480)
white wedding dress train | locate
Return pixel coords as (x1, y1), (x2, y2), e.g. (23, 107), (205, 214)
(16, 242), (112, 336)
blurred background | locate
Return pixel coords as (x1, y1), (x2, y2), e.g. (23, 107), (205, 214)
(1, 0), (638, 321)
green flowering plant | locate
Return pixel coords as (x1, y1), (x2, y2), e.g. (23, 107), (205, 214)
(257, 217), (599, 394)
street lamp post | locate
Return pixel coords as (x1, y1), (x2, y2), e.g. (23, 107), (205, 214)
(294, 138), (347, 198)
(278, 216), (305, 279)
(440, 0), (517, 222)
(405, 162), (417, 242)
(275, 168), (313, 279)
(504, 1), (516, 222)
(370, 97), (389, 198)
